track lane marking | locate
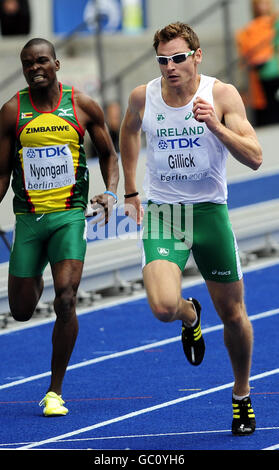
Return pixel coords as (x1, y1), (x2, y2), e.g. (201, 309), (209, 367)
(2, 426), (279, 448)
(1, 308), (279, 391)
(16, 367), (279, 449)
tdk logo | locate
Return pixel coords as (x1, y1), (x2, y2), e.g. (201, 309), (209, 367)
(158, 137), (201, 150)
(26, 149), (36, 158)
(26, 146), (68, 158)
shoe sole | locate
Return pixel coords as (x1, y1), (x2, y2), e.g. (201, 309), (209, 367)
(43, 410), (68, 417)
(232, 426), (256, 436)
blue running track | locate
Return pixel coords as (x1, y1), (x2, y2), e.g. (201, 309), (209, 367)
(0, 259), (279, 455)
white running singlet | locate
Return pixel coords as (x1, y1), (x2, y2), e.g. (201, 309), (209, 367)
(142, 74), (229, 204)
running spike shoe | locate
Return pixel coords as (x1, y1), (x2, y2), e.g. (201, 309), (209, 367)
(232, 396), (256, 435)
(39, 391), (68, 417)
(181, 297), (205, 366)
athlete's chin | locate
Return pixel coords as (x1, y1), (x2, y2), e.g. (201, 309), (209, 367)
(29, 81), (49, 90)
(166, 77), (182, 87)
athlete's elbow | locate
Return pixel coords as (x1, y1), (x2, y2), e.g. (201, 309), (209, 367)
(251, 161), (262, 171)
(250, 151), (263, 170)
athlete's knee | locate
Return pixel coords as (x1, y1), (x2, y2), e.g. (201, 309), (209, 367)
(10, 306), (33, 322)
(150, 300), (178, 323)
(9, 296), (37, 321)
(54, 286), (77, 323)
(218, 301), (248, 329)
(8, 276), (43, 322)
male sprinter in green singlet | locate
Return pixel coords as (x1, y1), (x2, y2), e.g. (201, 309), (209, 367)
(120, 22), (262, 435)
(0, 38), (119, 416)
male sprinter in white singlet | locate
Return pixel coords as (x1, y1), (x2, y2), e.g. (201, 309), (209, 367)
(120, 22), (262, 435)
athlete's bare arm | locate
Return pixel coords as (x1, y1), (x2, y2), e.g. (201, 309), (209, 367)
(0, 96), (17, 204)
(74, 91), (119, 223)
(119, 85), (146, 224)
(74, 91), (119, 193)
(192, 80), (262, 170)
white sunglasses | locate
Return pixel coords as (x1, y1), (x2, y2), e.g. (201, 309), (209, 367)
(156, 50), (195, 65)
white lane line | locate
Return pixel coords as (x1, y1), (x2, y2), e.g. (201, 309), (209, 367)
(1, 308), (279, 391)
(1, 257), (278, 337)
(2, 426), (279, 448)
(262, 444), (279, 450)
(17, 367), (279, 450)
(44, 426), (279, 443)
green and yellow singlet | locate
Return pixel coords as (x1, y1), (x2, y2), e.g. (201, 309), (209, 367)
(13, 83), (89, 214)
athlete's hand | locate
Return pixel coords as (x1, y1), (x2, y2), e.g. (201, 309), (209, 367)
(124, 195), (144, 226)
(88, 192), (115, 226)
(193, 96), (221, 133)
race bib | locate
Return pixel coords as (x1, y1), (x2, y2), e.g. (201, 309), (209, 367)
(154, 137), (211, 182)
(23, 144), (76, 191)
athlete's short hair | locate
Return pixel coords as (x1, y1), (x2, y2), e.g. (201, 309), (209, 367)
(21, 38), (57, 59)
(153, 22), (200, 52)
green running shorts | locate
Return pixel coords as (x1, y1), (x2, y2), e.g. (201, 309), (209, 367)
(142, 201), (242, 283)
(9, 209), (87, 277)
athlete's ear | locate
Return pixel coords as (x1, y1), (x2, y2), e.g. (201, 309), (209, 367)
(194, 48), (202, 65)
(55, 59), (60, 71)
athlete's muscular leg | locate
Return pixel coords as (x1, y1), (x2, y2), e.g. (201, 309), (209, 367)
(8, 274), (44, 321)
(143, 260), (197, 325)
(47, 259), (83, 395)
(206, 279), (253, 397)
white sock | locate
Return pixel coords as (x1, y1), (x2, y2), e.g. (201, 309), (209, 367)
(183, 302), (198, 328)
(233, 393), (250, 401)
(190, 315), (198, 327)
